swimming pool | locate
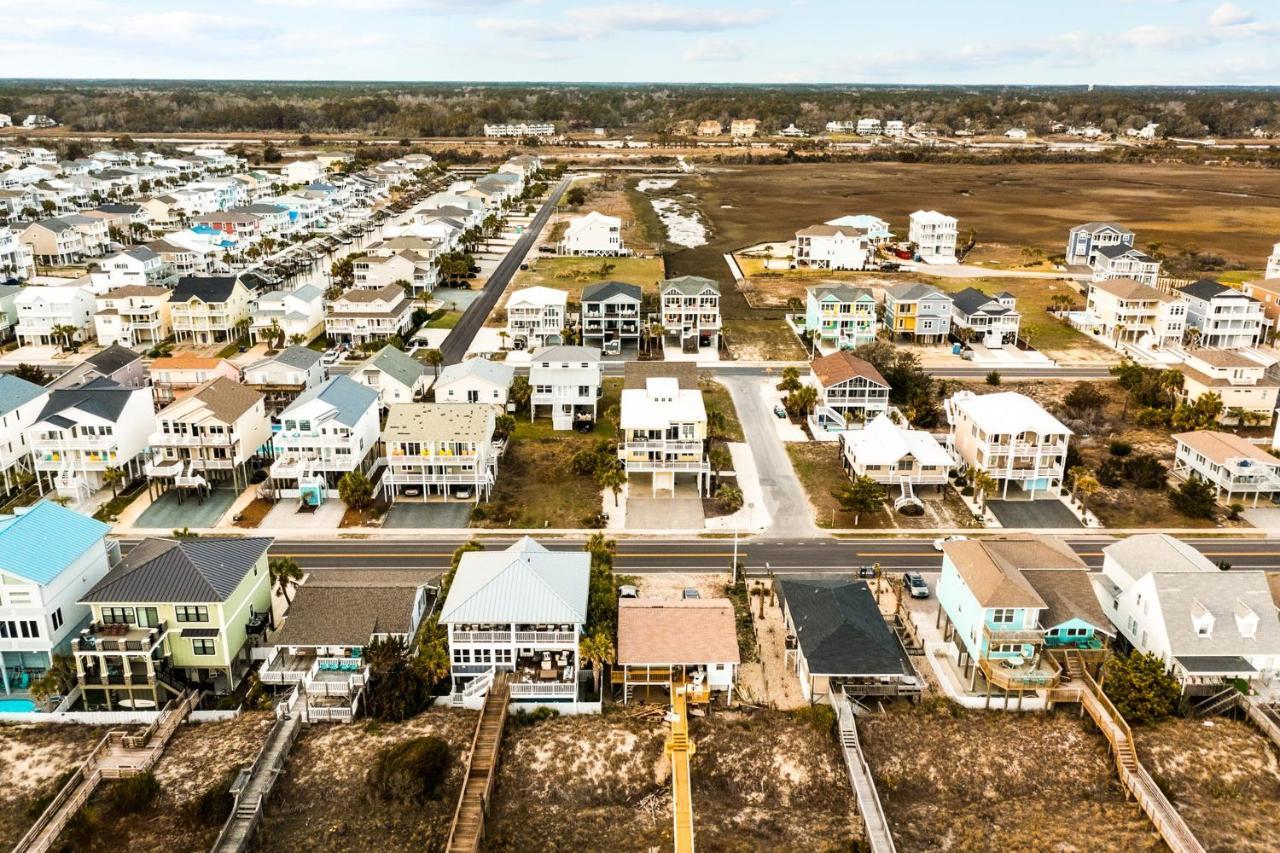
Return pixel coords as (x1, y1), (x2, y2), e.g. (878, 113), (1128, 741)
(0, 698), (36, 713)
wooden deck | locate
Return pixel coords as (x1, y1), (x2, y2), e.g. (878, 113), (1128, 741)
(668, 685), (695, 853)
(13, 690), (199, 853)
(446, 672), (511, 853)
(832, 690), (896, 853)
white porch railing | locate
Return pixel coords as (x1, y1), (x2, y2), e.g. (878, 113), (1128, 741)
(510, 681), (577, 698)
(513, 631), (577, 644)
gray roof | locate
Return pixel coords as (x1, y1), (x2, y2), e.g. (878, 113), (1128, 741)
(0, 375), (47, 416)
(440, 537), (589, 625)
(1095, 243), (1153, 261)
(435, 357), (514, 390)
(36, 378), (135, 425)
(82, 537), (272, 604)
(1103, 534), (1215, 585)
(662, 275), (720, 296)
(85, 344), (141, 374)
(1071, 222), (1133, 236)
(367, 345), (428, 389)
(250, 345), (322, 372)
(171, 276), (240, 304)
(273, 578), (427, 647)
(283, 375), (377, 427)
(952, 287), (1011, 316)
(776, 577), (914, 677)
(582, 280), (642, 303)
(1154, 570), (1280, 659)
(531, 345), (600, 363)
(1179, 279), (1255, 302)
(885, 282), (950, 302)
(810, 283), (874, 303)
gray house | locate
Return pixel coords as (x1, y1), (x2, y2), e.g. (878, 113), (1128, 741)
(580, 280), (642, 352)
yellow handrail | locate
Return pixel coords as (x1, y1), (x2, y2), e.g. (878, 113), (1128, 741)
(668, 683), (696, 853)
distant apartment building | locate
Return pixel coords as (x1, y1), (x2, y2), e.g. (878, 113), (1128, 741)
(483, 122), (556, 138)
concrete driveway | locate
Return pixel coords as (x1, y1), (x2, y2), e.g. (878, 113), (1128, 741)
(986, 498), (1082, 529)
(720, 375), (821, 538)
(384, 502), (474, 529)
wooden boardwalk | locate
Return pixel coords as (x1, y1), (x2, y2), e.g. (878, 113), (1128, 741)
(446, 672), (510, 852)
(668, 685), (695, 853)
(13, 691), (198, 853)
(832, 690), (896, 853)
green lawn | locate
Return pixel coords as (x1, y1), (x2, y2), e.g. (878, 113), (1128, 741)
(511, 256), (667, 300)
(700, 378), (745, 442)
(1217, 269), (1266, 286)
(426, 310), (462, 330)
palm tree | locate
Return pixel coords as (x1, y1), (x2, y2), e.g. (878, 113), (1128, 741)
(971, 469), (999, 509)
(579, 632), (615, 694)
(51, 324), (79, 351)
(267, 318), (283, 350)
(596, 464), (627, 507)
(289, 333), (306, 346)
(269, 556), (303, 605)
(102, 466), (125, 499)
(498, 330), (510, 350)
(423, 348), (445, 379)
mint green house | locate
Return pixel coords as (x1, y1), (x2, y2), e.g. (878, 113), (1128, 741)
(73, 537), (273, 710)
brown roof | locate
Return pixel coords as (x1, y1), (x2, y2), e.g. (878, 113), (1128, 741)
(272, 583), (423, 647)
(150, 356), (230, 372)
(1184, 348), (1264, 369)
(1021, 569), (1112, 633)
(1245, 278), (1280, 298)
(1176, 362), (1279, 391)
(1089, 277), (1171, 302)
(623, 361), (698, 391)
(103, 285), (171, 299)
(1268, 573), (1280, 609)
(810, 351), (887, 390)
(1173, 430), (1278, 466)
(189, 377), (263, 423)
(942, 536), (1081, 609)
(335, 284), (407, 304)
(796, 224), (867, 238)
(617, 598), (741, 666)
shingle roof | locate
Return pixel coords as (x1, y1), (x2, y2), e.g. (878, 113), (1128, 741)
(1095, 243), (1152, 261)
(1178, 279), (1254, 302)
(1021, 569), (1113, 634)
(0, 502), (109, 586)
(37, 378), (136, 424)
(951, 287), (1010, 316)
(187, 377), (263, 423)
(776, 578), (914, 677)
(942, 536), (1083, 609)
(435, 358), (514, 390)
(662, 276), (720, 296)
(251, 345), (323, 371)
(82, 537), (272, 603)
(1089, 278), (1167, 301)
(809, 283), (873, 303)
(283, 375), (377, 427)
(531, 345), (600, 363)
(85, 344), (141, 374)
(623, 361), (698, 391)
(273, 576), (429, 647)
(171, 276), (240, 303)
(440, 537), (589, 624)
(1173, 430), (1278, 467)
(367, 345), (428, 389)
(810, 351), (887, 389)
(617, 599), (740, 666)
(581, 280), (642, 303)
(885, 282), (949, 302)
(0, 374), (47, 416)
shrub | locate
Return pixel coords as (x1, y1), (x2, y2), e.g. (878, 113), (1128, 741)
(1096, 457), (1126, 489)
(793, 703), (837, 737)
(511, 706), (560, 727)
(1065, 382), (1108, 417)
(1227, 502), (1245, 521)
(105, 772), (160, 816)
(1124, 454), (1168, 490)
(960, 485), (974, 496)
(367, 736), (453, 803)
(1108, 440), (1132, 457)
(985, 370), (1001, 386)
(1169, 477), (1218, 519)
(1102, 652), (1180, 726)
(715, 483), (744, 513)
(26, 769), (77, 819)
(189, 771), (237, 827)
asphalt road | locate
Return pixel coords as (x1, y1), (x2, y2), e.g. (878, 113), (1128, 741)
(115, 536), (1280, 575)
(438, 176), (571, 365)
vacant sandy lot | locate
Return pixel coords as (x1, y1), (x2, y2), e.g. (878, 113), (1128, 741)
(859, 702), (1161, 852)
(0, 723), (105, 848)
(1135, 716), (1280, 852)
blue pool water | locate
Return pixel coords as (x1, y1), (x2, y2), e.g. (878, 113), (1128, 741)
(0, 698), (36, 713)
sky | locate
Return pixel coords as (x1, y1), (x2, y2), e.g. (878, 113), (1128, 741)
(7, 0), (1280, 85)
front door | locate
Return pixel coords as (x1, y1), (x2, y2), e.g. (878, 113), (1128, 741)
(137, 607), (160, 628)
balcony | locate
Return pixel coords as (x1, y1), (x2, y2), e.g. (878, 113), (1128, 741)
(150, 432), (237, 448)
(982, 622), (1046, 644)
(623, 439), (704, 453)
(73, 621), (169, 655)
(302, 657), (368, 697)
(510, 681), (577, 698)
(978, 655), (1060, 691)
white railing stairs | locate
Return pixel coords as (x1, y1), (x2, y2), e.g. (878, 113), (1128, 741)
(892, 478), (922, 511)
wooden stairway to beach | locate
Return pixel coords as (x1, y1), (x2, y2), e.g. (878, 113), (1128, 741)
(446, 672), (511, 853)
(832, 689), (896, 853)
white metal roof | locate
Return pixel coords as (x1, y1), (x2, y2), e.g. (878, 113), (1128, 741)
(439, 537), (589, 625)
(843, 413), (953, 467)
(949, 391), (1071, 436)
(621, 380), (706, 431)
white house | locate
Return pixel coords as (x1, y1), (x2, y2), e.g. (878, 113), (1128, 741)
(249, 284), (324, 346)
(440, 537), (589, 706)
(558, 211), (625, 256)
(0, 227), (36, 281)
(908, 210), (958, 264)
(270, 376), (380, 504)
(352, 345), (430, 409)
(99, 247), (172, 287)
(1005, 128), (1028, 140)
(433, 358), (514, 408)
(660, 276), (721, 353)
(1098, 534), (1280, 689)
(945, 390), (1071, 499)
(282, 160), (325, 185)
(1177, 279), (1268, 349)
(379, 403), (497, 503)
(506, 286), (568, 350)
(793, 224), (870, 271)
(0, 502), (114, 696)
(826, 214), (892, 244)
(352, 248), (439, 296)
(0, 375), (49, 493)
(1267, 242), (1280, 280)
(324, 284), (414, 346)
(1066, 222), (1135, 267)
(839, 413), (954, 495)
(529, 345), (602, 430)
(242, 346), (326, 418)
(14, 284), (96, 347)
(950, 287), (1021, 347)
(619, 371), (709, 497)
(146, 377), (271, 494)
(27, 378), (157, 503)
(1092, 244), (1161, 287)
(1084, 278), (1186, 348)
(94, 285), (173, 349)
(1172, 430), (1280, 507)
(809, 351), (890, 424)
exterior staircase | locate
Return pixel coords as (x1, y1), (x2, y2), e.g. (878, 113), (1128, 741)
(446, 671), (511, 853)
(892, 478), (922, 512)
(831, 689), (896, 853)
(1193, 687), (1239, 718)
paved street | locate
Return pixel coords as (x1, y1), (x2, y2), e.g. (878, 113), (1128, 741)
(439, 176), (571, 365)
(719, 375), (819, 538)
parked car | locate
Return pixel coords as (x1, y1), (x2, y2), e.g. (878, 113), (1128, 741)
(619, 585), (639, 599)
(773, 404), (787, 418)
(519, 263), (529, 270)
(903, 572), (930, 598)
(856, 566), (877, 579)
(321, 349), (340, 366)
(932, 534), (969, 552)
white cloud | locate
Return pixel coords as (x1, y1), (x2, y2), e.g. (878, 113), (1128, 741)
(477, 4), (769, 42)
(1209, 2), (1254, 27)
(684, 37), (747, 62)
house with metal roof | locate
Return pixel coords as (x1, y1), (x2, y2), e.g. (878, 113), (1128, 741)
(352, 345), (430, 409)
(506, 286), (568, 351)
(72, 536), (273, 708)
(1091, 243), (1161, 287)
(0, 374), (49, 493)
(804, 283), (876, 351)
(380, 403), (497, 503)
(616, 598), (739, 704)
(146, 377), (270, 494)
(270, 375), (380, 503)
(580, 280), (642, 351)
(775, 577), (921, 704)
(619, 374), (709, 497)
(27, 378), (157, 504)
(1099, 534), (1280, 692)
(558, 211), (625, 257)
(441, 537), (591, 705)
(433, 357), (514, 409)
(839, 413), (953, 506)
(0, 502), (114, 697)
(793, 223), (870, 271)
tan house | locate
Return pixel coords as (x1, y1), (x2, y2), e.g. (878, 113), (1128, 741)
(94, 285), (173, 348)
(146, 377), (271, 493)
(168, 276), (253, 345)
(324, 284), (414, 345)
(696, 120), (723, 137)
(1243, 278), (1280, 330)
(1173, 430), (1280, 506)
(148, 356), (241, 407)
(1176, 349), (1279, 424)
(615, 598), (740, 704)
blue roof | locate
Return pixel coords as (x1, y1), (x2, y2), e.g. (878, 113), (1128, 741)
(0, 375), (47, 417)
(0, 502), (110, 586)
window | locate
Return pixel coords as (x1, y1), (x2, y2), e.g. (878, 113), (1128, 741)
(175, 605), (209, 623)
(52, 609), (63, 632)
(191, 639), (215, 656)
(101, 607), (136, 625)
(8, 590), (31, 605)
(990, 609), (1016, 624)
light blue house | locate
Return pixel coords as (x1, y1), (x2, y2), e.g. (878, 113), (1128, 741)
(0, 502), (115, 696)
(826, 214), (893, 244)
(804, 284), (877, 351)
(936, 535), (1111, 696)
